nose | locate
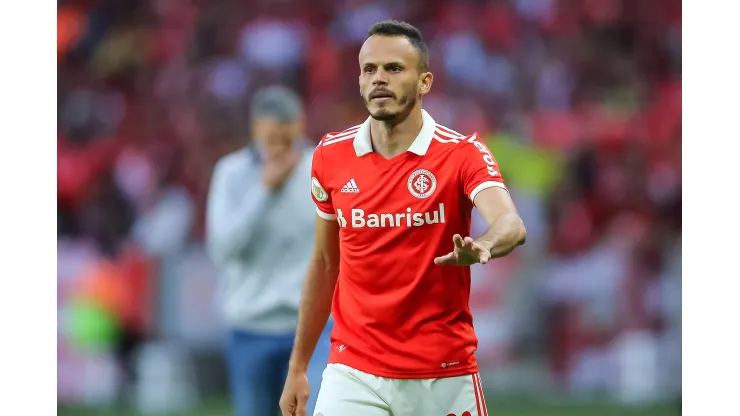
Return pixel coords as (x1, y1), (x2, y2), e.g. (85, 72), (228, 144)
(372, 69), (388, 86)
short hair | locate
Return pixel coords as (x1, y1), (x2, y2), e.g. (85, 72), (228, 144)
(250, 85), (303, 123)
(367, 20), (429, 73)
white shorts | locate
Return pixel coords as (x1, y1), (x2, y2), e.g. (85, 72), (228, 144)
(313, 364), (489, 416)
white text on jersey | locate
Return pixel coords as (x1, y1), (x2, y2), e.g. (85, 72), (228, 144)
(340, 179), (360, 193)
(336, 204), (446, 228)
(468, 134), (499, 177)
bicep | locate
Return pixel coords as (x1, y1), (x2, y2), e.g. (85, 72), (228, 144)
(459, 134), (507, 202)
(472, 186), (519, 225)
(313, 215), (341, 272)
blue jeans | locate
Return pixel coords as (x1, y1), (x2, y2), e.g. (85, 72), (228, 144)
(226, 321), (333, 416)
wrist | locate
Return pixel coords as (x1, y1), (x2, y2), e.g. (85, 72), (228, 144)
(475, 238), (495, 254)
(288, 360), (308, 374)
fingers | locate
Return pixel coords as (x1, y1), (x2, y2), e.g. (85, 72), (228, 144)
(478, 250), (491, 265)
(434, 252), (456, 265)
(458, 236), (479, 254)
(279, 399), (293, 416)
(453, 234), (465, 249)
(441, 235), (493, 266)
(468, 240), (491, 265)
(295, 390), (309, 416)
(280, 399), (306, 416)
(463, 237), (476, 251)
(280, 391), (307, 416)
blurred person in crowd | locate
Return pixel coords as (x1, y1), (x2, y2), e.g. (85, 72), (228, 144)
(206, 86), (332, 416)
(280, 21), (526, 416)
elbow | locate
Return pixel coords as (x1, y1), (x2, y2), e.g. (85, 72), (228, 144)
(515, 216), (527, 247)
(313, 251), (340, 281)
(320, 257), (340, 279)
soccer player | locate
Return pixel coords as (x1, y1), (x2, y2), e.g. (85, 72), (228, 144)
(279, 21), (527, 416)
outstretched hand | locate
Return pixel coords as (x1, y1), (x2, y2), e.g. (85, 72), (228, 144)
(434, 234), (493, 266)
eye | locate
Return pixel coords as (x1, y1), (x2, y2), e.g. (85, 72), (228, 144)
(388, 65), (402, 73)
(364, 66), (375, 74)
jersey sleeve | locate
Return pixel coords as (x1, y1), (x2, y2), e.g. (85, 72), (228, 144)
(459, 133), (508, 204)
(311, 139), (336, 220)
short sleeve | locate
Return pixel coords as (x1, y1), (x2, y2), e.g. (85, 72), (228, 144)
(459, 133), (507, 203)
(311, 140), (336, 220)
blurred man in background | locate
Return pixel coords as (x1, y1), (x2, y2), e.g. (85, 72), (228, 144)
(206, 86), (332, 416)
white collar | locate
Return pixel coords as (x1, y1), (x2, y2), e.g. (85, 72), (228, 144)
(353, 109), (437, 157)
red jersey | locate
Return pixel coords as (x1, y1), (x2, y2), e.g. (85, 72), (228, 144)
(310, 110), (507, 379)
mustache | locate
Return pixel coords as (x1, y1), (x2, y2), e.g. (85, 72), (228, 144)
(368, 89), (395, 99)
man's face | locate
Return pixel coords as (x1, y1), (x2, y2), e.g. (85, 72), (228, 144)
(359, 35), (432, 122)
(252, 117), (301, 161)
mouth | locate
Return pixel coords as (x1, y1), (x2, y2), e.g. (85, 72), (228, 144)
(369, 91), (394, 101)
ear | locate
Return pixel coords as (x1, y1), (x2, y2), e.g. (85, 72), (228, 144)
(419, 72), (433, 96)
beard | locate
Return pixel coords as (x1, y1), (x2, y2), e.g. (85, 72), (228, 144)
(366, 86), (418, 123)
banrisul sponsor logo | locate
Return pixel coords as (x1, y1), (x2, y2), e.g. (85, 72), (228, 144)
(336, 203), (446, 228)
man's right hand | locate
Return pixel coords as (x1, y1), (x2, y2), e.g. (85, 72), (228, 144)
(279, 370), (311, 416)
(263, 151), (299, 192)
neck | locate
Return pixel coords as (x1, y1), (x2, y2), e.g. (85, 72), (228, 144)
(370, 108), (423, 159)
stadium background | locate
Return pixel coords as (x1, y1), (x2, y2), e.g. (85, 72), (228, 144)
(57, 0), (681, 414)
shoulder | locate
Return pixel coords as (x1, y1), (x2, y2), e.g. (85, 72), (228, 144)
(313, 122), (363, 157)
(213, 149), (252, 178)
(430, 123), (485, 156)
(299, 146), (315, 170)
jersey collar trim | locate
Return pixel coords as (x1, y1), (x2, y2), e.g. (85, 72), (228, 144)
(353, 109), (437, 157)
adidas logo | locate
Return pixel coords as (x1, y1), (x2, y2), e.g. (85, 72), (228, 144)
(340, 179), (360, 193)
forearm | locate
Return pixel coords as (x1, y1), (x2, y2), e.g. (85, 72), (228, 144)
(475, 212), (527, 258)
(288, 254), (338, 373)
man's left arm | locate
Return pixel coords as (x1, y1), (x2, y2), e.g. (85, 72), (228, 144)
(460, 134), (526, 258)
(435, 134), (526, 266)
(472, 186), (527, 258)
